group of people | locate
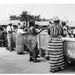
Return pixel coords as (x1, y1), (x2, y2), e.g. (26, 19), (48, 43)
(6, 21), (43, 63)
(6, 18), (74, 73)
(61, 21), (74, 38)
(48, 18), (75, 72)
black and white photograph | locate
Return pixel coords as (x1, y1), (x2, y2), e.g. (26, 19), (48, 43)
(0, 0), (75, 74)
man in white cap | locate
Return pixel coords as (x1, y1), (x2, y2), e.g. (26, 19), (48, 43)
(7, 23), (14, 51)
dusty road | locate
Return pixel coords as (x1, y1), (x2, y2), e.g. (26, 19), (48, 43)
(0, 47), (75, 74)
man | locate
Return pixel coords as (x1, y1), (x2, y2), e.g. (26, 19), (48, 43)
(7, 23), (14, 51)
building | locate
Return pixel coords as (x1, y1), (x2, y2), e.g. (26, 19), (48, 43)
(35, 21), (49, 26)
(35, 21), (49, 29)
(67, 22), (75, 29)
(0, 20), (26, 26)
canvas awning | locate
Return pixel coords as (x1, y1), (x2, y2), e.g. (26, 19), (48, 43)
(35, 21), (49, 26)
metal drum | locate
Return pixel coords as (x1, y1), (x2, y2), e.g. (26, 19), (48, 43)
(38, 31), (49, 50)
(37, 30), (49, 57)
(63, 38), (75, 64)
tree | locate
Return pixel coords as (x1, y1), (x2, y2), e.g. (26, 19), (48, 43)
(10, 11), (48, 21)
(10, 15), (19, 20)
(19, 11), (29, 21)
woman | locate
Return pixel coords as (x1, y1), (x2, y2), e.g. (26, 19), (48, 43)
(16, 25), (26, 54)
(48, 18), (65, 72)
(28, 21), (43, 62)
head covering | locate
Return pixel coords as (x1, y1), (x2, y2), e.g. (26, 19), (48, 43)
(53, 17), (60, 23)
(54, 18), (60, 22)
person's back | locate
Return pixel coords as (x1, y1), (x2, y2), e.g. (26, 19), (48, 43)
(48, 23), (62, 38)
(28, 26), (37, 35)
(48, 18), (65, 72)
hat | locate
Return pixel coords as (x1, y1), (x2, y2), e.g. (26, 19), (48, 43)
(52, 17), (60, 24)
(53, 17), (60, 22)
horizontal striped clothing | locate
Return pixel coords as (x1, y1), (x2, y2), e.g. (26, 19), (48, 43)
(48, 24), (62, 38)
(48, 38), (65, 71)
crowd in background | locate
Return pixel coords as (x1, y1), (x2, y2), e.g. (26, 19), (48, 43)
(0, 18), (75, 73)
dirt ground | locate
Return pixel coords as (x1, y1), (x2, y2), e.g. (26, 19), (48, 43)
(0, 47), (75, 74)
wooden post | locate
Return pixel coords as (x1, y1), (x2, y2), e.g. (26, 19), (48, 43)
(39, 34), (43, 57)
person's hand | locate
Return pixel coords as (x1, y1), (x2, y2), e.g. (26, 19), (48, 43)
(42, 28), (45, 30)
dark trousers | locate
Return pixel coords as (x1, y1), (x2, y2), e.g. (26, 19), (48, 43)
(30, 52), (37, 62)
(29, 51), (39, 62)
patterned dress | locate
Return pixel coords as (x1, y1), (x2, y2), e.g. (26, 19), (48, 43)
(28, 26), (39, 62)
(48, 24), (65, 72)
(16, 29), (25, 54)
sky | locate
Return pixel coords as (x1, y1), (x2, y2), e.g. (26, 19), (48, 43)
(0, 4), (75, 22)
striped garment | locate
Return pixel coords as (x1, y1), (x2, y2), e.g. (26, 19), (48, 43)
(48, 38), (65, 71)
(48, 24), (63, 38)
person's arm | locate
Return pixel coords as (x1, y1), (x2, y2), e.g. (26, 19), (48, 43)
(12, 26), (15, 32)
(35, 28), (44, 35)
(7, 26), (12, 33)
(36, 29), (44, 34)
(19, 29), (27, 34)
(48, 27), (50, 35)
(22, 31), (27, 35)
(60, 27), (63, 36)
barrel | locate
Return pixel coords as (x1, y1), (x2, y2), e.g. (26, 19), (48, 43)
(63, 38), (75, 60)
(37, 30), (49, 57)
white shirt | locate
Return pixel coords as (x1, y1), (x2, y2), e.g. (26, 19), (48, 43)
(16, 29), (25, 34)
(7, 25), (14, 33)
(73, 30), (75, 34)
